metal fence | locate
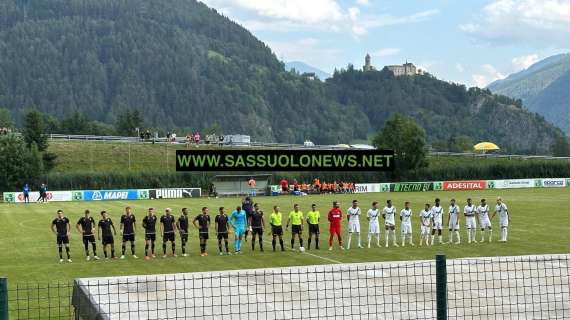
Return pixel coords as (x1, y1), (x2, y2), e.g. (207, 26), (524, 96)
(3, 254), (570, 319)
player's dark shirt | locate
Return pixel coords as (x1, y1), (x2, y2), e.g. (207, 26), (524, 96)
(194, 214), (210, 231)
(251, 211), (263, 228)
(215, 214), (229, 233)
(242, 200), (253, 214)
(52, 217), (69, 236)
(161, 215), (175, 233)
(178, 215), (189, 233)
(98, 218), (114, 237)
(77, 216), (95, 235)
(120, 214), (136, 235)
(142, 215), (157, 234)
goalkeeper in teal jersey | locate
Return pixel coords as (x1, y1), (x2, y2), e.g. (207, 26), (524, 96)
(229, 206), (247, 254)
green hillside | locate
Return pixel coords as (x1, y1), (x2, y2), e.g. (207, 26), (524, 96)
(0, 0), (565, 153)
(488, 54), (570, 135)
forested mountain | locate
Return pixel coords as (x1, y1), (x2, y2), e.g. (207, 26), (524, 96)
(326, 67), (564, 154)
(488, 54), (570, 135)
(285, 61), (331, 80)
(0, 0), (566, 153)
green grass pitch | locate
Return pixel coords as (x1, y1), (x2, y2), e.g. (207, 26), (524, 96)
(1, 188), (569, 285)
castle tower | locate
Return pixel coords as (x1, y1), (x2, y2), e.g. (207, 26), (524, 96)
(363, 53), (374, 71)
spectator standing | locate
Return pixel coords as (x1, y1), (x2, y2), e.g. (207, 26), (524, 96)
(185, 133), (191, 149)
(23, 184), (30, 203)
(248, 177), (256, 196)
(293, 179), (299, 192)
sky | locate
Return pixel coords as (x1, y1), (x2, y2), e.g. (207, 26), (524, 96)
(200, 0), (570, 87)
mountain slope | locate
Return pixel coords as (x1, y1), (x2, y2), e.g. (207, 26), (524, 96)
(487, 54), (570, 134)
(327, 67), (565, 154)
(0, 0), (565, 153)
(285, 61), (331, 80)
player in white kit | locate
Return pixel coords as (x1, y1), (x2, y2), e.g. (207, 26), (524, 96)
(419, 203), (432, 246)
(346, 200), (363, 249)
(464, 198), (477, 244)
(431, 198), (445, 245)
(477, 199), (492, 242)
(492, 197), (510, 242)
(367, 201), (381, 248)
(447, 199), (461, 245)
(382, 200), (398, 247)
(400, 202), (414, 246)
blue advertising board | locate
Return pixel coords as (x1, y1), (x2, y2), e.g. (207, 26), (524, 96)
(83, 190), (141, 201)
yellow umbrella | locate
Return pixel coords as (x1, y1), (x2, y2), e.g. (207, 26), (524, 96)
(474, 142), (500, 152)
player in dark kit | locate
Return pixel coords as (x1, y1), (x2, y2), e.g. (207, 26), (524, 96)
(142, 208), (158, 260)
(176, 208), (190, 257)
(51, 210), (72, 263)
(193, 207), (211, 256)
(242, 196), (254, 242)
(76, 210), (99, 261)
(249, 203), (265, 251)
(98, 211), (117, 259)
(120, 206), (137, 259)
(160, 208), (177, 258)
(215, 207), (231, 255)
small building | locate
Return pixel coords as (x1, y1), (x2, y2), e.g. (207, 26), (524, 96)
(386, 62), (418, 76)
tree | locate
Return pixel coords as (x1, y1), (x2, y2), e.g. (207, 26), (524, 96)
(115, 110), (144, 136)
(0, 134), (44, 193)
(551, 134), (570, 157)
(0, 108), (14, 128)
(22, 110), (48, 151)
(372, 113), (428, 174)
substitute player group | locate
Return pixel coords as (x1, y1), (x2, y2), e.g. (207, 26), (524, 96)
(51, 197), (511, 262)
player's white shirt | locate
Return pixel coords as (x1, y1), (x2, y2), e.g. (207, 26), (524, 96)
(367, 208), (380, 234)
(448, 205), (460, 229)
(347, 207), (361, 233)
(367, 209), (380, 223)
(431, 206), (444, 224)
(400, 208), (412, 224)
(477, 205), (490, 220)
(495, 203), (509, 227)
(347, 207), (361, 221)
(420, 209), (432, 235)
(383, 206), (396, 225)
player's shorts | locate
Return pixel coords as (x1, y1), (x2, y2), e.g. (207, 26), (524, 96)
(500, 216), (509, 228)
(449, 216), (460, 230)
(368, 221), (380, 234)
(145, 233), (156, 241)
(291, 225), (302, 235)
(480, 217), (492, 229)
(433, 221), (443, 230)
(308, 223), (320, 235)
(217, 232), (229, 240)
(465, 217), (477, 229)
(385, 221), (396, 229)
(421, 225), (431, 235)
(252, 227), (263, 236)
(401, 223), (412, 234)
(82, 234), (96, 244)
(102, 236), (114, 246)
(122, 234), (135, 242)
(348, 220), (360, 233)
(163, 232), (175, 242)
(330, 224), (342, 235)
(180, 232), (189, 242)
(198, 230), (209, 240)
(235, 227), (245, 237)
(272, 226), (283, 236)
(56, 235), (69, 245)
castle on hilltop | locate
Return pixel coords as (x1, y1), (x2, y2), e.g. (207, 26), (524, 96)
(363, 54), (424, 76)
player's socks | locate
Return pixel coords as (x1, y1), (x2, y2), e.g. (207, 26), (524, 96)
(392, 230), (398, 245)
(357, 233), (362, 247)
(111, 249), (115, 258)
(272, 239), (276, 251)
(438, 235), (443, 244)
(252, 240), (255, 251)
(225, 240), (229, 253)
(92, 243), (97, 257)
(489, 230), (493, 242)
(58, 247), (63, 259)
(480, 230), (485, 242)
(291, 238), (295, 249)
(308, 238), (312, 249)
(218, 240), (223, 253)
(84, 243), (89, 255)
(65, 247), (71, 259)
(145, 244), (149, 256)
(409, 235), (414, 246)
(151, 242), (155, 255)
(504, 228), (508, 241)
(131, 244), (135, 255)
(172, 243), (176, 254)
(279, 239), (284, 251)
(259, 239), (263, 251)
(385, 233), (389, 246)
(455, 231), (460, 244)
(122, 245), (126, 255)
(299, 239), (304, 248)
(163, 243), (167, 255)
(315, 236), (320, 249)
(103, 250), (108, 258)
(448, 231), (453, 244)
(347, 234), (352, 249)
